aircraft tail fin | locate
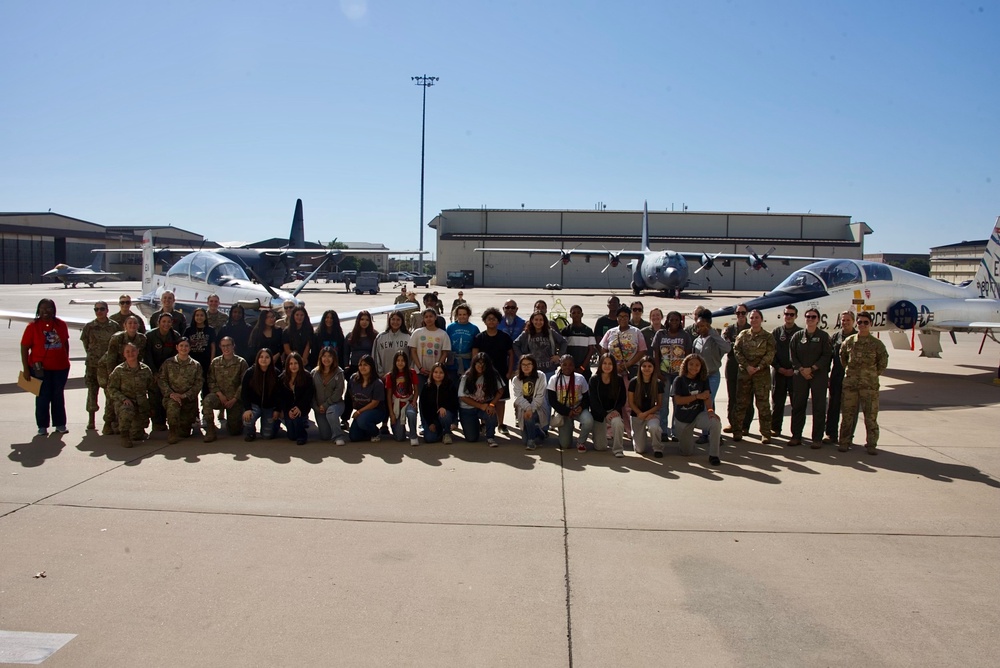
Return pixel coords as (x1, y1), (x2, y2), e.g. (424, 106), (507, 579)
(641, 201), (650, 253)
(971, 216), (1000, 299)
(141, 230), (155, 296)
(289, 199), (305, 249)
(89, 255), (105, 272)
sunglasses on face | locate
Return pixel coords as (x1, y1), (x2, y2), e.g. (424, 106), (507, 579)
(95, 307), (107, 312)
(119, 301), (131, 305)
(632, 308), (643, 312)
(784, 312), (796, 317)
(805, 315), (818, 320)
(736, 311), (747, 315)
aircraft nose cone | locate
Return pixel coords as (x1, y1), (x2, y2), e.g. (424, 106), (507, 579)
(663, 267), (678, 285)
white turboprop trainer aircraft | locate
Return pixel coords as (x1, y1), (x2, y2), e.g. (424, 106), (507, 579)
(712, 217), (1000, 360)
(0, 231), (416, 329)
(475, 202), (819, 295)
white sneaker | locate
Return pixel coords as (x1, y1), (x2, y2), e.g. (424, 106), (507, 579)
(487, 438), (498, 447)
(335, 438), (346, 446)
(442, 434), (453, 445)
(371, 435), (381, 443)
(410, 438), (419, 446)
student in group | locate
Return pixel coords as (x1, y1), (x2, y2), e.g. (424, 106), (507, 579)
(640, 307), (664, 350)
(650, 310), (691, 441)
(249, 309), (283, 369)
(511, 354), (548, 450)
(629, 356), (664, 456)
(283, 306), (314, 370)
(514, 311), (567, 379)
(409, 308), (451, 395)
(145, 312), (181, 432)
(346, 310), (377, 377)
(373, 311), (411, 378)
(629, 301), (650, 329)
(418, 362), (458, 444)
(275, 300), (296, 330)
(184, 307), (217, 399)
(458, 352), (504, 446)
(279, 352), (313, 445)
(242, 349), (282, 441)
(446, 303), (480, 384)
(347, 354), (387, 443)
(671, 353), (722, 466)
(312, 346), (347, 445)
(471, 307), (516, 436)
(692, 312), (731, 444)
(385, 351), (420, 445)
(547, 354), (593, 452)
(561, 304), (597, 380)
(589, 353), (628, 458)
(498, 300), (526, 341)
(21, 298), (71, 436)
(219, 304), (253, 363)
(314, 309), (347, 369)
(593, 295), (621, 341)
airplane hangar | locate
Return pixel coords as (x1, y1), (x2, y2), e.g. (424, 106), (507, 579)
(431, 207), (870, 293)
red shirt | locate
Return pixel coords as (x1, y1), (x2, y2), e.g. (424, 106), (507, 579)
(21, 318), (71, 371)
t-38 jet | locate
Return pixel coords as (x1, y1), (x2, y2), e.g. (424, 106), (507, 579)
(42, 257), (121, 288)
(475, 202), (818, 295)
(712, 217), (1000, 360)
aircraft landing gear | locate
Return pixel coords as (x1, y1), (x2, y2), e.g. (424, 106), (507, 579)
(631, 281), (641, 296)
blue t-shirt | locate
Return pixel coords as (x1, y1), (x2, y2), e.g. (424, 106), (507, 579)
(446, 322), (481, 370)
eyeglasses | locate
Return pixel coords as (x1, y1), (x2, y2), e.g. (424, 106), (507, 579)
(503, 306), (516, 310)
(805, 315), (818, 320)
(119, 300), (131, 305)
(94, 307), (107, 312)
(284, 306), (294, 311)
(631, 307), (643, 312)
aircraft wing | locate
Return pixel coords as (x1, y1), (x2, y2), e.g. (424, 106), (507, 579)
(928, 320), (1000, 330)
(309, 301), (419, 327)
(0, 310), (90, 330)
(475, 247), (645, 257)
(678, 252), (819, 263)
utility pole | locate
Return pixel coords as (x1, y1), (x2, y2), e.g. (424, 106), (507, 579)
(412, 74), (438, 275)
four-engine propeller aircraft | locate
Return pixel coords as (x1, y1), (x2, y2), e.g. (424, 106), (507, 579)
(475, 202), (819, 295)
(42, 257), (120, 288)
(712, 217), (1000, 360)
(1, 231), (416, 330)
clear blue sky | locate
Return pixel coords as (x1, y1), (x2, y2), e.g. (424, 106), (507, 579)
(2, 1), (997, 254)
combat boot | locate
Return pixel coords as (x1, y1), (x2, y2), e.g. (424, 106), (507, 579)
(120, 433), (134, 448)
(167, 427), (180, 445)
(203, 424), (217, 443)
(87, 411), (97, 431)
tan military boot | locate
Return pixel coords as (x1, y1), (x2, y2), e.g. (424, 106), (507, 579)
(120, 433), (134, 448)
(203, 424), (217, 443)
(167, 427), (180, 445)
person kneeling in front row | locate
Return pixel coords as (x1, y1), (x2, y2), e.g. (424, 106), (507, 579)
(671, 353), (722, 466)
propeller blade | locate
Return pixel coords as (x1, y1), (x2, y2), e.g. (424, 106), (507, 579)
(291, 253), (334, 297)
(232, 255), (281, 301)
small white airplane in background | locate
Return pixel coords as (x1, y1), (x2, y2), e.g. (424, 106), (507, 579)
(42, 258), (120, 288)
(475, 202), (819, 295)
(712, 217), (1000, 361)
(1, 231), (416, 330)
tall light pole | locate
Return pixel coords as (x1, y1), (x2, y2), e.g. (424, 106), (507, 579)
(412, 74), (438, 275)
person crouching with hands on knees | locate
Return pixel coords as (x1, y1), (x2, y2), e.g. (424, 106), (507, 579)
(348, 354), (387, 443)
(671, 353), (723, 466)
(458, 352), (505, 447)
(629, 356), (664, 456)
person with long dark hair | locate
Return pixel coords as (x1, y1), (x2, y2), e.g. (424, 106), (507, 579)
(312, 346), (347, 445)
(20, 298), (71, 435)
(374, 311), (411, 377)
(184, 307), (216, 400)
(279, 352), (314, 445)
(546, 354), (593, 451)
(672, 353), (722, 466)
(249, 309), (283, 369)
(283, 306), (314, 370)
(511, 354), (548, 450)
(513, 311), (567, 378)
(347, 354), (386, 442)
(418, 363), (458, 444)
(629, 356), (664, 456)
(314, 309), (347, 369)
(219, 304), (253, 362)
(241, 348), (281, 441)
(458, 352), (504, 446)
(384, 351), (419, 445)
(346, 310), (377, 377)
(590, 353), (627, 457)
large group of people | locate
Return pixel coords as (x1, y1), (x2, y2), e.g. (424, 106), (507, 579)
(19, 290), (889, 462)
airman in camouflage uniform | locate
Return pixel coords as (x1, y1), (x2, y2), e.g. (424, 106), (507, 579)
(149, 290), (186, 334)
(158, 339), (203, 444)
(110, 294), (146, 333)
(732, 309), (776, 443)
(202, 337), (249, 442)
(206, 294), (229, 331)
(838, 312), (889, 455)
(146, 313), (181, 430)
(107, 343), (155, 447)
(101, 316), (146, 433)
(81, 301), (121, 432)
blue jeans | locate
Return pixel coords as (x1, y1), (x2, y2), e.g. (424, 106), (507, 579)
(37, 368), (69, 429)
(422, 409), (454, 443)
(283, 413), (309, 443)
(350, 406), (387, 442)
(391, 405), (419, 441)
(245, 404), (278, 439)
(459, 407), (497, 442)
(315, 403), (346, 441)
(707, 371), (721, 402)
(518, 408), (547, 444)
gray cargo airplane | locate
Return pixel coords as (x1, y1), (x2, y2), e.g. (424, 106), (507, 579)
(475, 202), (819, 295)
(42, 257), (121, 288)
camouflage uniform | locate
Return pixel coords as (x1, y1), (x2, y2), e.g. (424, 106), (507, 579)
(724, 321), (753, 431)
(206, 310), (228, 332)
(110, 310), (146, 333)
(825, 327), (856, 442)
(107, 361), (155, 446)
(203, 354), (249, 437)
(145, 328), (180, 429)
(732, 328), (776, 439)
(104, 331), (148, 370)
(838, 334), (889, 453)
(158, 356), (203, 443)
(80, 318), (121, 424)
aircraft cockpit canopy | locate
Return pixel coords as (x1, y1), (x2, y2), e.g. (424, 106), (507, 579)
(166, 252), (250, 286)
(774, 259), (862, 295)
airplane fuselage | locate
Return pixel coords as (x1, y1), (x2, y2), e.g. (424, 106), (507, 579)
(631, 251), (690, 295)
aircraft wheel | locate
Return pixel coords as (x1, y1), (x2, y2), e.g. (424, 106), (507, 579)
(88, 283), (95, 288)
(631, 281), (641, 296)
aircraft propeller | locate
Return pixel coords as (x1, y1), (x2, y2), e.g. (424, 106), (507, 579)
(745, 246), (777, 275)
(695, 252), (725, 276)
(600, 248), (626, 274)
(549, 244), (581, 269)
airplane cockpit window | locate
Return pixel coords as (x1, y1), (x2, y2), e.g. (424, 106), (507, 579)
(208, 261), (249, 286)
(774, 270), (825, 294)
(861, 262), (893, 281)
(806, 259), (862, 289)
(166, 255), (195, 278)
(189, 253), (212, 283)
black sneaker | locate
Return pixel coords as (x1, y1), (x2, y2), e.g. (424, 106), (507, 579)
(709, 456), (721, 466)
(654, 451), (663, 458)
(245, 432), (256, 442)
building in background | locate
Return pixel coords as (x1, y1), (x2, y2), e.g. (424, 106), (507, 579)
(432, 207), (869, 292)
(929, 239), (988, 285)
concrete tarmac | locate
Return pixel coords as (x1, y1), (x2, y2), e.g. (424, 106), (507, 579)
(1, 282), (999, 666)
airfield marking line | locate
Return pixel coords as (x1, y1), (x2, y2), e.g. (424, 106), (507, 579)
(0, 445), (171, 520)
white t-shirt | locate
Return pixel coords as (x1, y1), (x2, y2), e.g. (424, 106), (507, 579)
(408, 327), (451, 372)
(546, 372), (589, 410)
